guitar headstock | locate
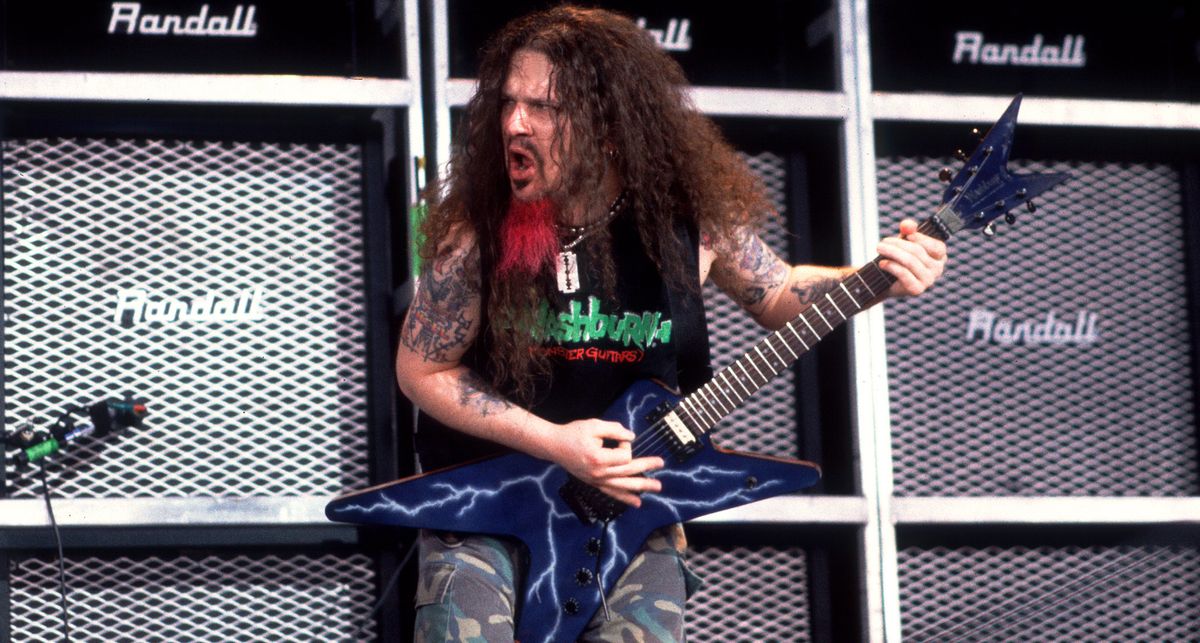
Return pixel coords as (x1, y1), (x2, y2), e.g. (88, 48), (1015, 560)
(935, 94), (1070, 237)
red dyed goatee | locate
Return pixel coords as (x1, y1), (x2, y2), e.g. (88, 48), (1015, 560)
(497, 197), (559, 278)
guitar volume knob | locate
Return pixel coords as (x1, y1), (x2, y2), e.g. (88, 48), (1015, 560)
(564, 598), (581, 615)
(575, 568), (594, 586)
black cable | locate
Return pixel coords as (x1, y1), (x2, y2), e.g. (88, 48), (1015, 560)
(352, 536), (419, 640)
(38, 460), (70, 643)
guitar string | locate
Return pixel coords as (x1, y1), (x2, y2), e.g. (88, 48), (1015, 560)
(626, 217), (933, 462)
(629, 260), (894, 460)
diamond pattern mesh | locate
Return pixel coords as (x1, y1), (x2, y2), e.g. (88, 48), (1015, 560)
(899, 544), (1200, 641)
(2, 138), (371, 498)
(704, 152), (799, 457)
(686, 544), (812, 641)
(9, 552), (378, 641)
(878, 156), (1199, 495)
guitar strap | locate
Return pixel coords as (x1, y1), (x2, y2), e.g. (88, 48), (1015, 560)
(668, 217), (713, 396)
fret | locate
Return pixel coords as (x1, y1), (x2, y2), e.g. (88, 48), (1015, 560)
(705, 381), (734, 417)
(726, 366), (753, 398)
(785, 321), (810, 350)
(713, 372), (739, 408)
(811, 304), (834, 331)
(764, 340), (786, 366)
(735, 360), (761, 388)
(675, 397), (697, 423)
(862, 260), (894, 293)
(689, 396), (718, 429)
(745, 354), (768, 382)
(839, 282), (861, 310)
(799, 314), (819, 340)
(825, 293), (847, 320)
(696, 388), (720, 424)
(702, 386), (728, 417)
(683, 397), (713, 431)
(753, 345), (777, 375)
(853, 271), (876, 298)
(775, 333), (798, 359)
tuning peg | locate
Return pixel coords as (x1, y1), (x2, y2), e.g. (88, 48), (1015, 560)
(983, 221), (998, 237)
(1005, 212), (1017, 225)
(954, 149), (969, 162)
(939, 167), (953, 182)
(1025, 200), (1037, 213)
(971, 127), (983, 141)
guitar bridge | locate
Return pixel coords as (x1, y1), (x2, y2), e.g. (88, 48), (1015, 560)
(560, 476), (628, 525)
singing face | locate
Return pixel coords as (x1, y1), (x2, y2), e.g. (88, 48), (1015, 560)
(501, 48), (569, 203)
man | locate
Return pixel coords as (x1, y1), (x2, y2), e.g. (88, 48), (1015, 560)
(396, 6), (946, 641)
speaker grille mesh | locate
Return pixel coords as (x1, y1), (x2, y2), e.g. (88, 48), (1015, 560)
(899, 544), (1200, 641)
(2, 138), (371, 498)
(878, 156), (1198, 496)
(704, 152), (799, 457)
(9, 552), (378, 641)
(686, 544), (811, 641)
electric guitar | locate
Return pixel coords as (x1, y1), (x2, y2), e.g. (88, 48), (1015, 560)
(326, 94), (1069, 643)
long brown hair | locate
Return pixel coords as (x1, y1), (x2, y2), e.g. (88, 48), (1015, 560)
(420, 6), (771, 399)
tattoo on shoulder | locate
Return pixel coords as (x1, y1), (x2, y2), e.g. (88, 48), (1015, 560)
(791, 277), (841, 307)
(457, 371), (514, 417)
(400, 245), (482, 362)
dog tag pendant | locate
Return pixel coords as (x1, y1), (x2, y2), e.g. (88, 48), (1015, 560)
(556, 250), (580, 293)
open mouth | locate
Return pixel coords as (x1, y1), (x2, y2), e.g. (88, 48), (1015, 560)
(507, 145), (537, 185)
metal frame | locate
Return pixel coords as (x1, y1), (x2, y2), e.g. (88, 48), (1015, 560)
(0, 72), (412, 107)
(4, 0), (1197, 640)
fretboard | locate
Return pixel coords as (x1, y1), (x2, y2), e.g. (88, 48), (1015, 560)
(673, 216), (948, 436)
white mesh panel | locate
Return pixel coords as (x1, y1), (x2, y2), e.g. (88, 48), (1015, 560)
(10, 552), (378, 641)
(3, 138), (370, 497)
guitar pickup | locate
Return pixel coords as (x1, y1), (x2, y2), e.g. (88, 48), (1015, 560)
(653, 406), (701, 463)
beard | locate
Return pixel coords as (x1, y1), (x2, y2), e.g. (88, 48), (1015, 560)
(497, 195), (559, 279)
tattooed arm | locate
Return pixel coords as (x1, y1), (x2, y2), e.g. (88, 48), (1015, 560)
(394, 228), (662, 506)
(701, 220), (947, 330)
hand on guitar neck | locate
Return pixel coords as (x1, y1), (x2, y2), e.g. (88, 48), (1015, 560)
(878, 218), (949, 299)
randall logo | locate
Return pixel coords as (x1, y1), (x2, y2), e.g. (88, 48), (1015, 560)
(952, 31), (1086, 68)
(636, 17), (692, 52)
(108, 2), (259, 38)
(966, 309), (1099, 346)
(114, 286), (267, 328)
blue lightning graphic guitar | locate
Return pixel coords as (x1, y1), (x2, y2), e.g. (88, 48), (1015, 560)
(326, 95), (1069, 642)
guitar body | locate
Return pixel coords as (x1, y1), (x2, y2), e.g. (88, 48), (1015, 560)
(326, 379), (821, 643)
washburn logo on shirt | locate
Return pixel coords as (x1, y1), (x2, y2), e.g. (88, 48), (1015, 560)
(533, 296), (672, 349)
(952, 31), (1086, 68)
(114, 286), (267, 327)
(965, 308), (1099, 346)
(107, 2), (259, 37)
(636, 17), (692, 52)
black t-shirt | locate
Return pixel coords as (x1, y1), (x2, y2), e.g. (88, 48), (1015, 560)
(414, 211), (709, 472)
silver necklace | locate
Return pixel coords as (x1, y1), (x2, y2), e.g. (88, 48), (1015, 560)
(556, 192), (627, 294)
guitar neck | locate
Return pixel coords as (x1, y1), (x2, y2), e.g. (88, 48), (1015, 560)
(674, 215), (950, 436)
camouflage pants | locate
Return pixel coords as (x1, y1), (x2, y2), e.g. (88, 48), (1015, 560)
(414, 525), (700, 642)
